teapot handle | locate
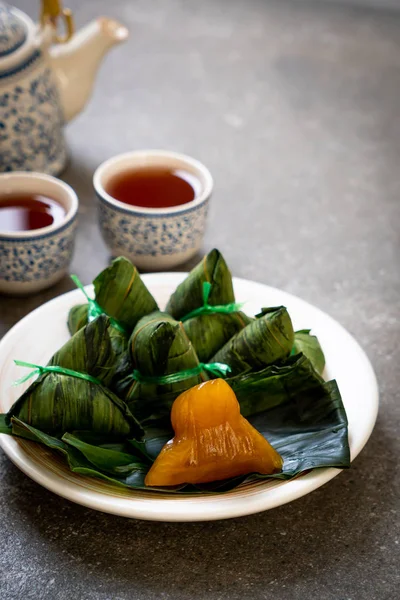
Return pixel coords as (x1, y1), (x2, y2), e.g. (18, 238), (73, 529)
(40, 0), (75, 43)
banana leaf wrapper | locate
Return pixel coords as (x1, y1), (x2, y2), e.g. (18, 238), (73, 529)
(166, 248), (235, 321)
(142, 374), (349, 490)
(211, 306), (294, 376)
(115, 312), (206, 424)
(293, 330), (325, 375)
(183, 311), (253, 363)
(6, 372), (142, 439)
(68, 304), (89, 335)
(50, 314), (128, 388)
(68, 257), (158, 335)
(229, 353), (325, 417)
(0, 353), (349, 491)
(117, 352), (332, 429)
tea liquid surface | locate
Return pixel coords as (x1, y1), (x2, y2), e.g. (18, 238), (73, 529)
(106, 167), (200, 209)
(0, 193), (66, 232)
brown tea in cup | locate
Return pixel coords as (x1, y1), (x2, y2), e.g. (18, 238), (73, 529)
(105, 166), (201, 209)
(0, 193), (66, 232)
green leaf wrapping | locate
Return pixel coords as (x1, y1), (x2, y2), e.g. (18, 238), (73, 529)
(50, 314), (128, 387)
(136, 370), (349, 489)
(211, 306), (295, 376)
(183, 311), (253, 362)
(68, 304), (89, 335)
(248, 379), (349, 477)
(293, 330), (325, 375)
(6, 372), (142, 439)
(118, 353), (329, 429)
(68, 257), (158, 335)
(9, 419), (151, 489)
(2, 357), (349, 492)
(165, 249), (235, 320)
(229, 353), (325, 417)
(0, 247), (350, 492)
(115, 312), (206, 424)
(61, 433), (149, 474)
(0, 413), (11, 434)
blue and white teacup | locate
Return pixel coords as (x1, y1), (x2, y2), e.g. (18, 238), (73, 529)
(0, 172), (78, 295)
(93, 150), (213, 271)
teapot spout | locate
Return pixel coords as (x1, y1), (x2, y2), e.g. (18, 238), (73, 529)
(48, 18), (128, 123)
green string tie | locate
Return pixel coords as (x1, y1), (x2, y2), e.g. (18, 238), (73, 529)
(132, 362), (232, 385)
(71, 274), (128, 335)
(13, 360), (103, 387)
(180, 282), (244, 322)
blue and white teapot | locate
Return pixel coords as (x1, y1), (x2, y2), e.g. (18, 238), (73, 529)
(0, 1), (128, 175)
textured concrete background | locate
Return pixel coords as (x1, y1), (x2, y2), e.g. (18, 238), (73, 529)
(1, 1), (400, 599)
(319, 0), (400, 9)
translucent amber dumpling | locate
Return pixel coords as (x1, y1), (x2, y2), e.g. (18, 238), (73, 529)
(145, 379), (283, 487)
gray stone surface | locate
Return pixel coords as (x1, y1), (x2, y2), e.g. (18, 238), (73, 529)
(1, 0), (399, 598)
(320, 0), (400, 10)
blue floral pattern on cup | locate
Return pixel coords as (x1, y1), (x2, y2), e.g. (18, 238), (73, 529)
(0, 219), (77, 284)
(97, 196), (209, 259)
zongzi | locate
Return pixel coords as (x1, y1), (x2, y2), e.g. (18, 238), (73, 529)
(182, 311), (253, 362)
(7, 371), (142, 439)
(50, 314), (128, 388)
(211, 306), (294, 375)
(166, 248), (235, 320)
(145, 379), (283, 486)
(68, 257), (158, 335)
(165, 249), (249, 360)
(116, 312), (206, 424)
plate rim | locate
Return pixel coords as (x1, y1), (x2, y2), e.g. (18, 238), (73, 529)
(0, 273), (379, 521)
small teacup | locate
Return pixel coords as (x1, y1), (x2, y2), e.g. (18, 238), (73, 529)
(0, 172), (78, 295)
(93, 150), (213, 271)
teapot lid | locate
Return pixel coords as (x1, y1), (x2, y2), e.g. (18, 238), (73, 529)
(0, 2), (28, 58)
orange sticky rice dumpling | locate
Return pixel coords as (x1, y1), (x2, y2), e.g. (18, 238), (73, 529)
(145, 378), (283, 487)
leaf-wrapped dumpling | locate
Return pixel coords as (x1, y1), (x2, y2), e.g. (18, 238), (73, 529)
(211, 307), (294, 376)
(7, 372), (142, 439)
(50, 314), (128, 388)
(145, 379), (283, 487)
(116, 312), (206, 424)
(182, 311), (253, 362)
(68, 257), (158, 336)
(165, 248), (248, 360)
(166, 249), (234, 321)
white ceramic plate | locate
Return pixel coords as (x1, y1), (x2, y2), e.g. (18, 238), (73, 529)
(0, 274), (378, 521)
